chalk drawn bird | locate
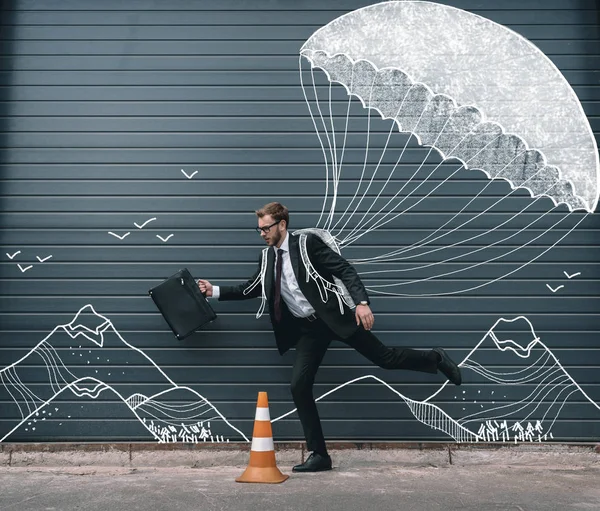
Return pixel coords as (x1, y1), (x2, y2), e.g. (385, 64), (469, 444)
(134, 217), (157, 229)
(108, 232), (131, 240)
(181, 169), (198, 180)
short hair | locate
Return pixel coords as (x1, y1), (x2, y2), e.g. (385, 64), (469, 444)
(255, 202), (289, 228)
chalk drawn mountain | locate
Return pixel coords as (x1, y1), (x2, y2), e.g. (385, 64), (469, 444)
(2, 308), (597, 444)
(0, 305), (249, 443)
(273, 316), (600, 443)
(424, 317), (600, 441)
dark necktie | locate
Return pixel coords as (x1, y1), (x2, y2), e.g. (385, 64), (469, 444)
(274, 248), (284, 322)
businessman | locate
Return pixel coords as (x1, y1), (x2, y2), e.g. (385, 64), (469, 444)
(198, 202), (462, 472)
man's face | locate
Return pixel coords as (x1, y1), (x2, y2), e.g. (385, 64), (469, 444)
(257, 214), (285, 247)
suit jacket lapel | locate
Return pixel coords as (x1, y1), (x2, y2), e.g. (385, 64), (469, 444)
(265, 246), (275, 302)
(288, 233), (301, 284)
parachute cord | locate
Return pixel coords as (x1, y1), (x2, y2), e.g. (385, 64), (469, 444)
(357, 157), (553, 263)
(353, 172), (574, 276)
(365, 142), (556, 259)
(333, 78), (392, 237)
(329, 65), (372, 235)
(299, 54), (331, 229)
(338, 90), (440, 243)
(342, 129), (507, 247)
(354, 146), (554, 264)
(310, 64), (338, 226)
(341, 100), (469, 245)
(362, 211), (588, 297)
(333, 124), (414, 240)
(360, 204), (563, 275)
(330, 71), (378, 237)
(325, 80), (339, 231)
(325, 74), (354, 233)
(338, 82), (418, 239)
(363, 196), (551, 272)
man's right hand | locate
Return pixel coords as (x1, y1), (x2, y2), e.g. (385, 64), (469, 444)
(197, 279), (213, 297)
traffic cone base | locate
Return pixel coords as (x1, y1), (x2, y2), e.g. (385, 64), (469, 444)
(235, 391), (289, 484)
(235, 465), (289, 484)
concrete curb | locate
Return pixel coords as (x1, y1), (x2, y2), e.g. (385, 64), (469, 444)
(1, 442), (598, 468)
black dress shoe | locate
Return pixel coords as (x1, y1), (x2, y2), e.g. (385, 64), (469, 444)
(292, 452), (332, 472)
(433, 347), (462, 385)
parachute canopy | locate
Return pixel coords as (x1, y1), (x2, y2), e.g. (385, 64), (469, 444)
(301, 0), (599, 213)
(297, 1), (598, 296)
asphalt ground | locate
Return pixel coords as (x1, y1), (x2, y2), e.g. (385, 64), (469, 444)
(0, 447), (599, 511)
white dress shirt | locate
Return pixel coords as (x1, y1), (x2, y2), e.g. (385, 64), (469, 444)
(274, 232), (316, 318)
(211, 232), (316, 318)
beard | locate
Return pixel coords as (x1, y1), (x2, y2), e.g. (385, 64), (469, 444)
(266, 229), (283, 247)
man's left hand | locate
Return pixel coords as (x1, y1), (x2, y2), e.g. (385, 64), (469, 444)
(355, 304), (374, 331)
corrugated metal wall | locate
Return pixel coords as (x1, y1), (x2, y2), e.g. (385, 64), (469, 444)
(0, 0), (598, 443)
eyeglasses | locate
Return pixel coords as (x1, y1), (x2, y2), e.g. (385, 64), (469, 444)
(255, 220), (281, 234)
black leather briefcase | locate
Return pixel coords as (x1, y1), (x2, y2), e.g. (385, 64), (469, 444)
(149, 268), (217, 340)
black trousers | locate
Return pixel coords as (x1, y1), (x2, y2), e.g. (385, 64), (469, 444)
(289, 317), (439, 454)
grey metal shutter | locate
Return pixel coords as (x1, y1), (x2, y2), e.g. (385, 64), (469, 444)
(0, 0), (598, 443)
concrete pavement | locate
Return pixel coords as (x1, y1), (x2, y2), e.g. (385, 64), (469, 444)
(0, 444), (599, 511)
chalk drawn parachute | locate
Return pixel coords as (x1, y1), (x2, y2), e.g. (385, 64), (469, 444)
(296, 0), (599, 297)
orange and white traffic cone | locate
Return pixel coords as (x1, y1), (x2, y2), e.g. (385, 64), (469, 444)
(235, 391), (289, 484)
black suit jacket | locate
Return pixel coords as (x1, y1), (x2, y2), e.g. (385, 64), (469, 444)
(218, 233), (370, 354)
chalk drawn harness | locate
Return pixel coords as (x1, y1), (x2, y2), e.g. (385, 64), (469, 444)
(242, 228), (356, 319)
